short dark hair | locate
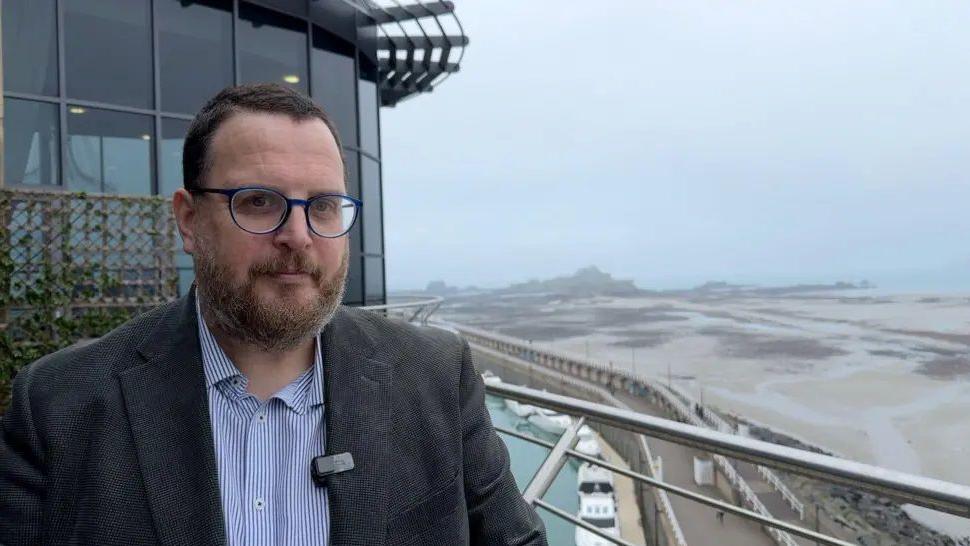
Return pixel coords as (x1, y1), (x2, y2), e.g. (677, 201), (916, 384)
(182, 83), (344, 190)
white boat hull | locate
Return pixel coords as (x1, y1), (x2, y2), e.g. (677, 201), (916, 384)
(528, 411), (572, 435)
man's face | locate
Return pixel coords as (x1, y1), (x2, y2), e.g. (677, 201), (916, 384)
(178, 112), (349, 351)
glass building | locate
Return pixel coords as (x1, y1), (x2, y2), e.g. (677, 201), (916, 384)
(0, 0), (466, 306)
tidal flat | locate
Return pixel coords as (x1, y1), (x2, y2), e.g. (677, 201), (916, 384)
(441, 288), (970, 537)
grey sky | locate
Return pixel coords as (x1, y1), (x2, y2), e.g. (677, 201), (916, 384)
(381, 1), (970, 292)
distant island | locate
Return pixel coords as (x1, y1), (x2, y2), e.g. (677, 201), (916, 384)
(399, 267), (874, 299)
(502, 266), (641, 296)
(671, 279), (875, 297)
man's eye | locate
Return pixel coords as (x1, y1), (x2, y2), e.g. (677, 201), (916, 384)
(311, 198), (337, 214)
(234, 191), (281, 215)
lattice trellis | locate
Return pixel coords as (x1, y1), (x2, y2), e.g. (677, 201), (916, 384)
(0, 188), (179, 344)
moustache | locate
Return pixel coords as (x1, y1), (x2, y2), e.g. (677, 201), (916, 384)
(249, 253), (323, 282)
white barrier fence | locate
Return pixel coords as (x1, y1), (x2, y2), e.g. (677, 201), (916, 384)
(664, 383), (805, 520)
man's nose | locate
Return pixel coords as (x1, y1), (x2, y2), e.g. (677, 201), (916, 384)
(273, 205), (314, 249)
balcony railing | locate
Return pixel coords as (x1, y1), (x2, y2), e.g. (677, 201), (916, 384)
(448, 320), (970, 546)
(360, 295), (442, 323)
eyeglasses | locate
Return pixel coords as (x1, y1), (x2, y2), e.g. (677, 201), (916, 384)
(190, 186), (362, 238)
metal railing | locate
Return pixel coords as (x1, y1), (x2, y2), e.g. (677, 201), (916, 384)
(666, 382), (806, 520)
(474, 341), (689, 546)
(450, 320), (806, 545)
(486, 380), (970, 546)
(360, 295), (442, 323)
(653, 385), (800, 546)
(450, 321), (970, 546)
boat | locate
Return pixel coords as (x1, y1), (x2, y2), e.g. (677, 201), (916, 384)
(575, 425), (602, 458)
(505, 399), (538, 418)
(574, 494), (620, 546)
(527, 407), (572, 434)
(577, 462), (615, 496)
(480, 370), (503, 387)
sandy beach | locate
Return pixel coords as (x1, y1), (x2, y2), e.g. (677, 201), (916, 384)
(440, 288), (970, 537)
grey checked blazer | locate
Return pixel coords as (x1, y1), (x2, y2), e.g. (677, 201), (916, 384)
(0, 292), (547, 546)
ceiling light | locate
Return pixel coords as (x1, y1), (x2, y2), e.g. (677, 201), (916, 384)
(283, 75), (300, 84)
(69, 107), (86, 114)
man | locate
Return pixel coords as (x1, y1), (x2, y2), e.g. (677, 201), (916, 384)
(0, 83), (547, 546)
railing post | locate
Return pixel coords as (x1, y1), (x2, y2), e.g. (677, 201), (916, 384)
(521, 417), (585, 504)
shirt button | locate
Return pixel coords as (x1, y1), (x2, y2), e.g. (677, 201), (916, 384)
(257, 413), (266, 422)
(254, 498), (265, 511)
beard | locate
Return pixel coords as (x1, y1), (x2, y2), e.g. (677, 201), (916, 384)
(193, 236), (348, 352)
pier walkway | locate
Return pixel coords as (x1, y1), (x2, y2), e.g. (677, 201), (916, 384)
(475, 347), (777, 546)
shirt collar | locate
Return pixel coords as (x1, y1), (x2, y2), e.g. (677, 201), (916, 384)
(196, 298), (325, 414)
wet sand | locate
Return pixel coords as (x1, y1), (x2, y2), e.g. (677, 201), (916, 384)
(442, 290), (970, 537)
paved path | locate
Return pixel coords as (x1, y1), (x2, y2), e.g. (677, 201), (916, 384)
(613, 391), (778, 546)
(731, 460), (816, 546)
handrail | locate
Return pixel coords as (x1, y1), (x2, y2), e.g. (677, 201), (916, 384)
(492, 423), (853, 546)
(473, 342), (688, 546)
(522, 417), (585, 503)
(665, 383), (805, 519)
(360, 295), (443, 312)
(360, 296), (442, 324)
(535, 498), (639, 546)
(759, 464), (805, 518)
(451, 321), (811, 545)
(631, 428), (688, 546)
(653, 384), (799, 546)
(489, 381), (970, 519)
(449, 320), (970, 516)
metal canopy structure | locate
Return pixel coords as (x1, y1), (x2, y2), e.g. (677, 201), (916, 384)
(368, 1), (468, 106)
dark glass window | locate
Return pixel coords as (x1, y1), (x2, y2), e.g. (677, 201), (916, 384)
(238, 2), (308, 94)
(2, 0), (58, 96)
(312, 26), (358, 148)
(582, 517), (617, 529)
(361, 156), (383, 255)
(343, 151), (362, 305)
(344, 149), (359, 198)
(4, 99), (60, 186)
(157, 0), (234, 115)
(256, 0), (307, 17)
(344, 256), (363, 305)
(364, 256), (384, 303)
(64, 0), (153, 109)
(66, 107), (154, 195)
(160, 118), (191, 197)
(358, 59), (380, 155)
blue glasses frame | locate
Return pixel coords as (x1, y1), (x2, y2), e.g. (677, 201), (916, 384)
(190, 186), (362, 238)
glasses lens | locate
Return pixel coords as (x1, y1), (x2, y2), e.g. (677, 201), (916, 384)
(307, 195), (358, 237)
(230, 189), (286, 233)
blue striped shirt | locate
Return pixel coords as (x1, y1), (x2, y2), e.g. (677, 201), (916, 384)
(196, 302), (330, 546)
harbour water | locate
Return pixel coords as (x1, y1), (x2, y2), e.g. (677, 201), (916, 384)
(486, 395), (581, 545)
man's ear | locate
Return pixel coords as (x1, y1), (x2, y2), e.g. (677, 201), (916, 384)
(172, 188), (199, 255)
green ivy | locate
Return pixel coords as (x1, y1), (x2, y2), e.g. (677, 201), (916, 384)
(0, 190), (177, 412)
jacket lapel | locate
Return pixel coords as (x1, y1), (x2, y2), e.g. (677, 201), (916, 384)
(119, 292), (226, 546)
(322, 309), (392, 546)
